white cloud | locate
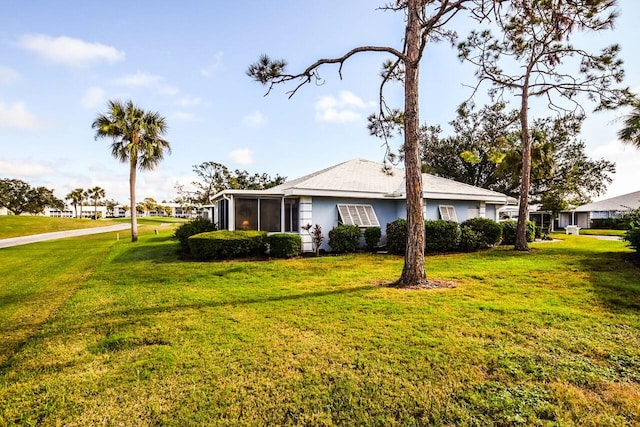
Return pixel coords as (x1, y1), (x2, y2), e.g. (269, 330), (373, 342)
(81, 86), (106, 109)
(242, 111), (267, 128)
(172, 111), (194, 121)
(0, 159), (53, 177)
(17, 34), (124, 67)
(177, 96), (202, 107)
(227, 148), (254, 166)
(200, 52), (224, 77)
(314, 91), (373, 123)
(0, 66), (21, 85)
(114, 71), (163, 87)
(589, 138), (640, 198)
(0, 100), (44, 130)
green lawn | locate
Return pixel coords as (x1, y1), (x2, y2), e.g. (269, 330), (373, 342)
(0, 216), (120, 239)
(1, 230), (639, 426)
(576, 228), (627, 237)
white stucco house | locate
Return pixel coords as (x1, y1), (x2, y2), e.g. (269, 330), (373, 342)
(205, 158), (511, 252)
(562, 190), (640, 229)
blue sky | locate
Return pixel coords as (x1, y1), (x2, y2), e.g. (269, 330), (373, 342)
(1, 0), (639, 205)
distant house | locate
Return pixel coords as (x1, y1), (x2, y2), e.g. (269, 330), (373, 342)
(207, 158), (511, 252)
(563, 190), (640, 229)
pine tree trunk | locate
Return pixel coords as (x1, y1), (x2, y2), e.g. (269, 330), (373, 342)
(397, 0), (427, 286)
(130, 157), (139, 243)
(515, 90), (531, 251)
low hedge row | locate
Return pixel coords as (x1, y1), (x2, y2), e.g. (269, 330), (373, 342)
(174, 217), (217, 253)
(188, 230), (267, 260)
(328, 225), (361, 253)
(386, 217), (537, 254)
(268, 233), (302, 258)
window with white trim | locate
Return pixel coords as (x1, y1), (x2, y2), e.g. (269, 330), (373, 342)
(438, 205), (458, 222)
(337, 204), (380, 227)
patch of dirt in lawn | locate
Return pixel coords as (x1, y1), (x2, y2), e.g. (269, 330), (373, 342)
(382, 278), (458, 290)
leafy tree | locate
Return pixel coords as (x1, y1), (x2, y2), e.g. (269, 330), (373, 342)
(617, 100), (640, 149)
(26, 187), (64, 215)
(0, 179), (63, 215)
(104, 199), (119, 217)
(247, 0), (489, 287)
(420, 107), (615, 208)
(92, 100), (171, 242)
(191, 161), (286, 205)
(66, 188), (85, 218)
(86, 186), (106, 219)
(459, 0), (633, 250)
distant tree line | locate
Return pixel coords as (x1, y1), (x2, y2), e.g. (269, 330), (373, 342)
(0, 178), (64, 215)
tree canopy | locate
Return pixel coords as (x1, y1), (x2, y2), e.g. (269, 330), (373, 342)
(0, 178), (64, 215)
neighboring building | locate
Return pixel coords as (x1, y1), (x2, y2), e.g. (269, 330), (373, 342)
(207, 158), (511, 252)
(563, 190), (640, 229)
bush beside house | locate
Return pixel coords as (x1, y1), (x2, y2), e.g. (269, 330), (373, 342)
(268, 234), (302, 258)
(174, 218), (217, 253)
(424, 220), (461, 253)
(188, 230), (267, 260)
(500, 219), (536, 245)
(328, 225), (361, 254)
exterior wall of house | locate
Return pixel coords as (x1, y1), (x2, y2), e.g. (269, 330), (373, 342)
(310, 197), (401, 251)
(424, 199), (492, 223)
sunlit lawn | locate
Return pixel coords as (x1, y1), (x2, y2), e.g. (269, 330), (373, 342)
(0, 228), (639, 426)
(0, 216), (120, 239)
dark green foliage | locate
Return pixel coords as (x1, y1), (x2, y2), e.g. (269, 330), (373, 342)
(591, 218), (630, 230)
(459, 226), (484, 252)
(460, 217), (502, 248)
(188, 230), (267, 260)
(386, 219), (407, 255)
(425, 220), (461, 253)
(268, 233), (302, 258)
(501, 220), (536, 245)
(623, 208), (640, 259)
(174, 218), (217, 253)
(328, 225), (361, 254)
(364, 227), (381, 251)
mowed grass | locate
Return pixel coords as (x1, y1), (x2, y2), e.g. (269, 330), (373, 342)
(0, 216), (122, 239)
(0, 230), (639, 426)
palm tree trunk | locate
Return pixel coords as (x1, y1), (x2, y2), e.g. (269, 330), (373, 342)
(129, 157), (138, 242)
(398, 0), (427, 286)
(515, 89), (531, 251)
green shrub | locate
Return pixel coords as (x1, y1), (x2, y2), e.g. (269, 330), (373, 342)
(188, 230), (267, 260)
(501, 219), (536, 245)
(174, 217), (217, 253)
(268, 233), (302, 258)
(328, 225), (361, 253)
(459, 226), (483, 252)
(460, 217), (502, 248)
(623, 208), (640, 259)
(364, 227), (381, 251)
(386, 218), (407, 255)
(425, 220), (460, 253)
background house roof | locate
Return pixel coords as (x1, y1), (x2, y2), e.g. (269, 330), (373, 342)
(574, 190), (640, 212)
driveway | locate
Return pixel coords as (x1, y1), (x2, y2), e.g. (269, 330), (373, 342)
(0, 223), (131, 249)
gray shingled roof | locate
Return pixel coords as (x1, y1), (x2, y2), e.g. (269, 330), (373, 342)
(573, 190), (640, 212)
(262, 158), (508, 203)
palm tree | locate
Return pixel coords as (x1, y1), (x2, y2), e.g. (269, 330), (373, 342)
(66, 188), (85, 218)
(92, 100), (170, 242)
(617, 101), (640, 149)
(86, 186), (106, 219)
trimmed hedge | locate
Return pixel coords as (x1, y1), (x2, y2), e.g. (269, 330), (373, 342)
(364, 227), (381, 251)
(459, 217), (502, 248)
(328, 225), (361, 253)
(268, 233), (302, 258)
(174, 217), (217, 253)
(386, 219), (407, 255)
(500, 219), (536, 245)
(459, 226), (484, 252)
(188, 230), (267, 260)
(425, 220), (461, 253)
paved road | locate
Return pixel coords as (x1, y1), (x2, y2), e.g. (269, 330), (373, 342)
(0, 223), (131, 249)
